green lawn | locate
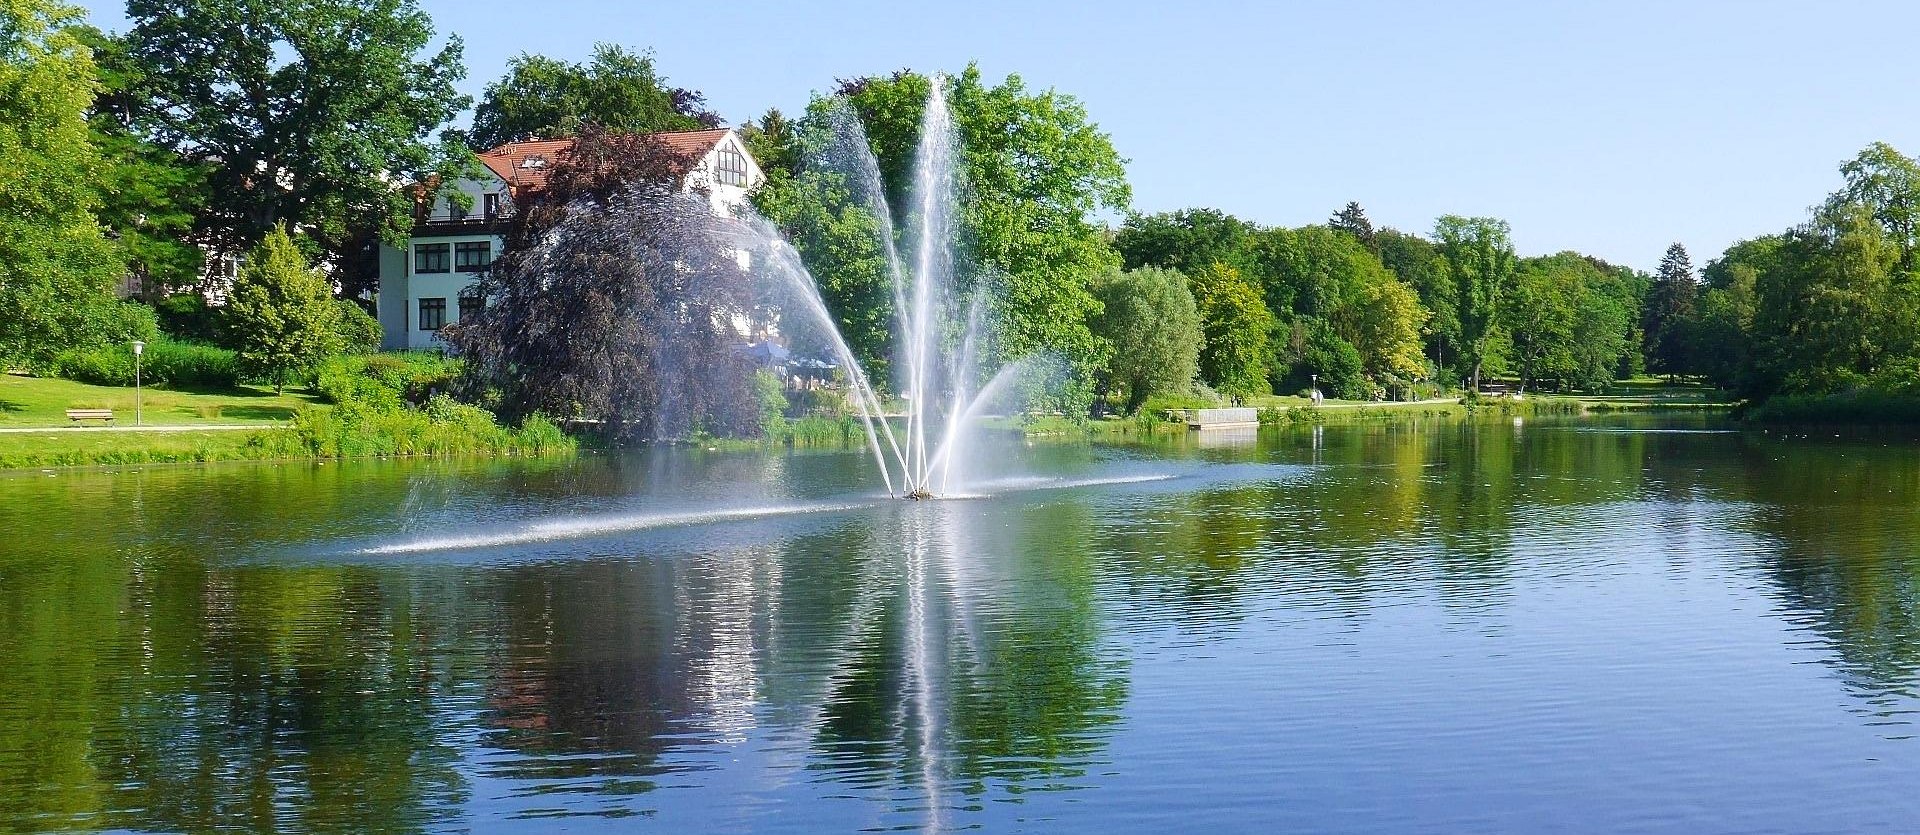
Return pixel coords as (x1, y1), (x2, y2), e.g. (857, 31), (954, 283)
(1578, 376), (1736, 409)
(0, 373), (324, 428)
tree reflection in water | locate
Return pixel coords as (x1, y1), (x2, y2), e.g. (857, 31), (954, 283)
(17, 421), (1920, 829)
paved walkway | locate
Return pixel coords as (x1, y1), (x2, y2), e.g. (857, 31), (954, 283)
(1304, 398), (1462, 409)
(0, 423), (271, 434)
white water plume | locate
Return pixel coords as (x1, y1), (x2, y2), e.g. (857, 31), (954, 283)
(360, 501), (868, 554)
(745, 76), (1060, 499)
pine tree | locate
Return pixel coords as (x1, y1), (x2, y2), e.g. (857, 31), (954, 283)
(226, 226), (341, 392)
(1643, 242), (1698, 379)
(1330, 201), (1376, 251)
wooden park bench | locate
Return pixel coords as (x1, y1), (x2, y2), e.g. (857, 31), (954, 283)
(65, 408), (115, 424)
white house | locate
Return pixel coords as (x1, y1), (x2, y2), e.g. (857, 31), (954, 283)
(377, 128), (766, 350)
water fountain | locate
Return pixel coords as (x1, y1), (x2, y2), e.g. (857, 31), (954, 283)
(746, 78), (1041, 500)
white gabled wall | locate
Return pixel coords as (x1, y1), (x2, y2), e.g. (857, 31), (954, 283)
(377, 129), (767, 352)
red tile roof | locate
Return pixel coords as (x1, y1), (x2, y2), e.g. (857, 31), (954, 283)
(476, 129), (734, 197)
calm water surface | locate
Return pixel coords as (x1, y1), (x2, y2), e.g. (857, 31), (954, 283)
(4, 415), (1920, 833)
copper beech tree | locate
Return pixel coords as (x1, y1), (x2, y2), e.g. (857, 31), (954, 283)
(448, 124), (764, 441)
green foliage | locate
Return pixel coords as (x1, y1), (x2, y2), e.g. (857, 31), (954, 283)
(754, 370), (789, 437)
(333, 299), (383, 355)
(1828, 141), (1920, 272)
(1752, 205), (1916, 397)
(313, 352), (460, 408)
(278, 396), (572, 459)
(0, 0), (127, 368)
(1376, 228), (1456, 369)
(54, 335), (237, 389)
(1189, 263), (1273, 400)
(466, 43), (714, 149)
(1251, 224), (1429, 388)
(124, 0), (469, 284)
(1089, 266), (1202, 413)
(1503, 253), (1637, 392)
(763, 414), (865, 447)
(154, 292), (220, 342)
(294, 353), (569, 458)
(1281, 317), (1368, 399)
(1113, 209), (1256, 274)
(750, 160), (894, 378)
(74, 25), (208, 295)
(1434, 215), (1517, 389)
(1642, 243), (1697, 377)
(1328, 202), (1376, 250)
(226, 226), (343, 392)
(1671, 141), (1920, 418)
(803, 66), (1130, 412)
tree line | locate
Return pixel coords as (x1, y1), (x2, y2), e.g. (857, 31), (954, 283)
(7, 0), (1917, 431)
(1642, 143), (1920, 417)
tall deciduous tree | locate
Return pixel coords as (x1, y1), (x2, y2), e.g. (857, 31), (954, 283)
(466, 44), (718, 150)
(1829, 142), (1920, 272)
(1642, 242), (1697, 379)
(1112, 208), (1256, 274)
(1434, 215), (1516, 390)
(451, 126), (762, 441)
(75, 25), (208, 297)
(1090, 266), (1201, 412)
(1250, 224), (1428, 393)
(1376, 228), (1456, 371)
(0, 0), (132, 366)
(1503, 253), (1635, 392)
(764, 66), (1129, 412)
(124, 0), (468, 286)
(227, 225), (341, 392)
(1190, 263), (1273, 400)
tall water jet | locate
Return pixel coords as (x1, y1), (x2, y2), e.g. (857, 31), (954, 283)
(746, 75), (1050, 499)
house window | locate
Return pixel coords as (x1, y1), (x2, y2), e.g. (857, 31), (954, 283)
(448, 198), (468, 222)
(484, 193), (501, 220)
(459, 292), (484, 321)
(455, 241), (492, 272)
(415, 243), (449, 273)
(715, 145), (749, 186)
(418, 298), (447, 331)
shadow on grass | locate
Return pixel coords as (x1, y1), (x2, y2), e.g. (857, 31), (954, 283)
(221, 405), (299, 421)
(0, 399), (22, 414)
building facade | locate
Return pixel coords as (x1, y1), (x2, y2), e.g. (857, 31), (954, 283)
(377, 129), (766, 350)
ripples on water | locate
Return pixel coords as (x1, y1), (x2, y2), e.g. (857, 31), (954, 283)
(6, 416), (1920, 832)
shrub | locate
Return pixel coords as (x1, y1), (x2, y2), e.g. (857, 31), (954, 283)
(53, 335), (238, 388)
(333, 299), (382, 355)
(281, 394), (575, 459)
(312, 352), (461, 408)
(787, 386), (851, 418)
(53, 344), (136, 386)
(144, 339), (239, 388)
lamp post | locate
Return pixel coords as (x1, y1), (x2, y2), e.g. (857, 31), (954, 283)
(1311, 373), (1319, 406)
(131, 340), (145, 426)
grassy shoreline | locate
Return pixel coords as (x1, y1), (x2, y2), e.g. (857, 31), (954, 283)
(0, 369), (574, 470)
(0, 371), (1760, 470)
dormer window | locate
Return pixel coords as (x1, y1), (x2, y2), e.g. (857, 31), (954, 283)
(715, 145), (749, 187)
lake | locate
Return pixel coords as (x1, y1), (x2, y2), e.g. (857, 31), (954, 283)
(4, 414), (1920, 833)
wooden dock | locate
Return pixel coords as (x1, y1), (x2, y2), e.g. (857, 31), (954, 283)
(1164, 407), (1262, 430)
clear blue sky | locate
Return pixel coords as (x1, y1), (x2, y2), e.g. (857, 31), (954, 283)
(76, 0), (1920, 272)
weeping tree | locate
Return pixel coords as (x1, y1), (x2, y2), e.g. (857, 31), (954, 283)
(448, 125), (763, 441)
